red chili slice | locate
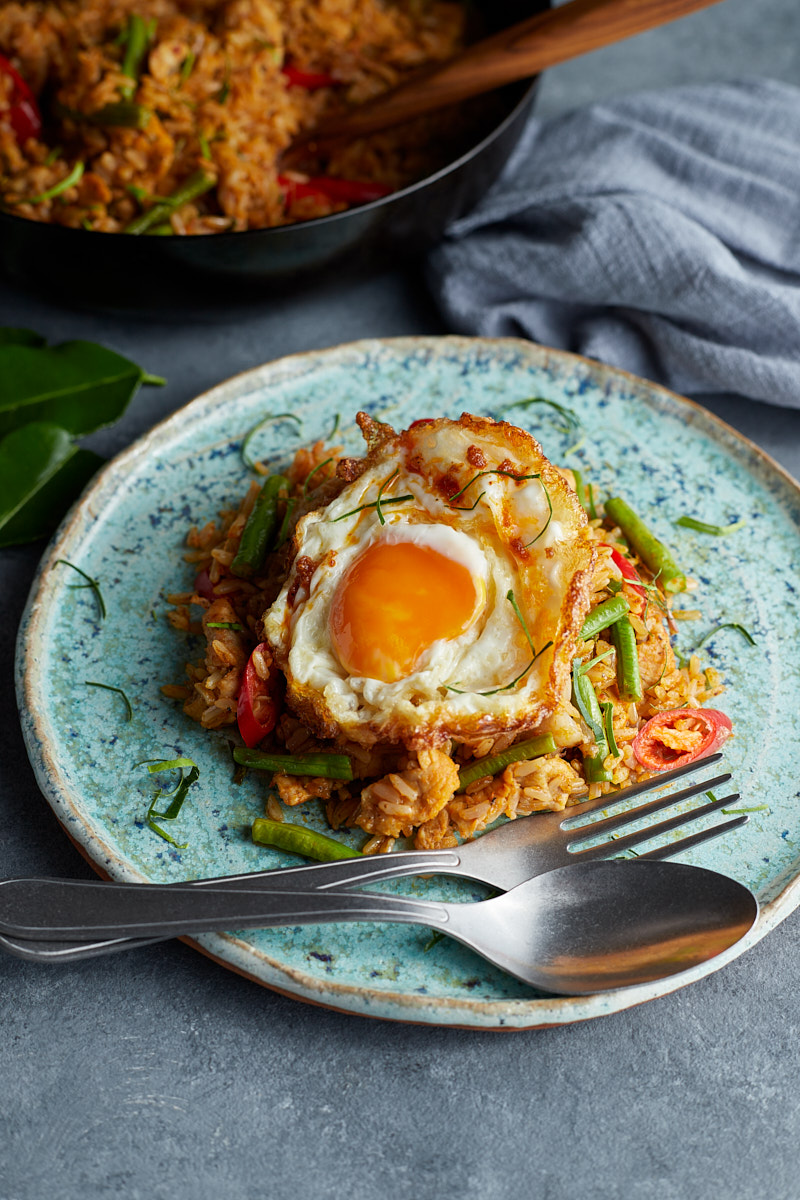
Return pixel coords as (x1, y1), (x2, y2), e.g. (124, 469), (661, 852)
(633, 708), (732, 772)
(237, 643), (282, 749)
(278, 173), (394, 208)
(0, 53), (42, 141)
(281, 64), (340, 89)
(602, 543), (647, 600)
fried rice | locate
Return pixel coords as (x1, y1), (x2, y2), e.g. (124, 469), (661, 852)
(162, 412), (726, 856)
(0, 0), (470, 233)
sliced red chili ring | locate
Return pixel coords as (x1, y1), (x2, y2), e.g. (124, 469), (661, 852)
(632, 707), (732, 772)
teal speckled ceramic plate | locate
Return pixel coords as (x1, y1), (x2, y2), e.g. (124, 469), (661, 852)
(15, 337), (800, 1029)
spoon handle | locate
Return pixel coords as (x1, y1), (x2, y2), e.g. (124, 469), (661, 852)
(303, 0), (723, 144)
(0, 877), (454, 944)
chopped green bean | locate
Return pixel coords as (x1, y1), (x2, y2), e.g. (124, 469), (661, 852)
(230, 473), (288, 579)
(119, 14), (154, 100)
(88, 101), (151, 129)
(455, 735), (557, 793)
(610, 615), (643, 700)
(234, 748), (354, 781)
(604, 496), (686, 593)
(123, 170), (215, 235)
(252, 818), (362, 861)
(580, 596), (630, 641)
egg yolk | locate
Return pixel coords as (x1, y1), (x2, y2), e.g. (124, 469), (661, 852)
(330, 539), (483, 682)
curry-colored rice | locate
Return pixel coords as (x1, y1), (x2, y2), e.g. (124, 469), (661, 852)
(0, 0), (468, 232)
(163, 424), (725, 855)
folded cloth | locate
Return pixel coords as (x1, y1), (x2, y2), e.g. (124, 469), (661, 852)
(427, 79), (800, 406)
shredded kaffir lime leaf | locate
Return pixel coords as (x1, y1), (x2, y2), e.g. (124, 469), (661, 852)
(303, 456), (334, 497)
(85, 680), (132, 721)
(447, 590), (552, 696)
(675, 515), (746, 536)
(56, 559), (106, 620)
(241, 412), (302, 469)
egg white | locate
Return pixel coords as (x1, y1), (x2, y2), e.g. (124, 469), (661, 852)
(264, 413), (596, 747)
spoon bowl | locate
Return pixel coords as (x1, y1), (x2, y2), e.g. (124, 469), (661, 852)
(444, 860), (758, 994)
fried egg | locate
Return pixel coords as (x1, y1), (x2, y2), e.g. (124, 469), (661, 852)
(263, 412), (596, 748)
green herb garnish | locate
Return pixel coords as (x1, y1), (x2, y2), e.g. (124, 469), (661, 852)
(675, 515), (747, 536)
(447, 591), (552, 696)
(143, 758), (199, 848)
(332, 495), (414, 523)
(56, 559), (106, 619)
(502, 396), (581, 438)
(26, 161), (84, 205)
(328, 413), (340, 440)
(601, 700), (619, 757)
(721, 805), (769, 815)
(206, 622), (246, 631)
(693, 622), (756, 652)
(84, 680), (132, 721)
(302, 456), (334, 497)
(241, 412), (302, 469)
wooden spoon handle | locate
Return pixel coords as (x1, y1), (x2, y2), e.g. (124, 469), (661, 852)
(302, 0), (724, 145)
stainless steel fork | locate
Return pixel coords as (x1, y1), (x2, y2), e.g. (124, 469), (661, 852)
(1, 753), (743, 961)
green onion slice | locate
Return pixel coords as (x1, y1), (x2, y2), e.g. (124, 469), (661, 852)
(56, 559), (106, 619)
(675, 515), (747, 536)
(241, 412), (302, 468)
(84, 680), (132, 721)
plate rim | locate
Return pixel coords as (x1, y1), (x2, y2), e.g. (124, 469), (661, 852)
(15, 334), (800, 1028)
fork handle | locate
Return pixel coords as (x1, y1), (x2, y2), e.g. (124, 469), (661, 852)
(0, 877), (455, 943)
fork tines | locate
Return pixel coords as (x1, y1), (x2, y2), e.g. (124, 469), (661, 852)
(560, 753), (745, 860)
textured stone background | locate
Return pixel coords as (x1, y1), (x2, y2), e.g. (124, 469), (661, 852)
(2, 2), (800, 1196)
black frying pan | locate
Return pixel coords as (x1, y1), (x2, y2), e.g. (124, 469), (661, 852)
(0, 0), (548, 305)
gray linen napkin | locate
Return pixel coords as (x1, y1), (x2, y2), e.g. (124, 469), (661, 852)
(427, 79), (800, 406)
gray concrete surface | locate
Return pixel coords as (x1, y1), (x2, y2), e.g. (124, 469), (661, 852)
(3, 2), (800, 1197)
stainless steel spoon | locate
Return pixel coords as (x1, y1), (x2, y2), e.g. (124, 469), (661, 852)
(0, 861), (757, 995)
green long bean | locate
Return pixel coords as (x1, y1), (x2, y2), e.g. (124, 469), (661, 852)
(455, 735), (557, 794)
(231, 473), (288, 579)
(580, 595), (630, 641)
(604, 496), (686, 593)
(234, 747), (354, 781)
(123, 170), (215, 235)
(610, 615), (643, 700)
(252, 818), (362, 861)
(572, 660), (612, 783)
(120, 15), (153, 99)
